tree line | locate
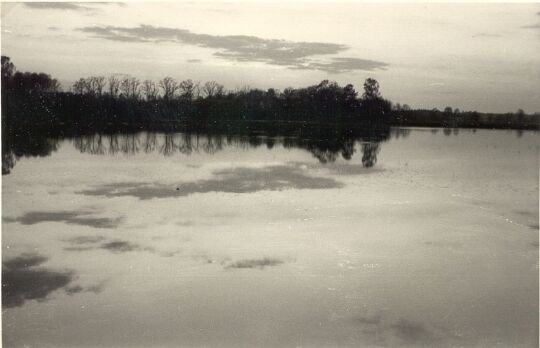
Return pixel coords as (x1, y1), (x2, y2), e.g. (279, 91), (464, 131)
(1, 55), (538, 133)
(2, 56), (393, 133)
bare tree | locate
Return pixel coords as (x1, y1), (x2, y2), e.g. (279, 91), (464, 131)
(159, 76), (179, 100)
(179, 79), (196, 100)
(202, 81), (224, 98)
(73, 77), (94, 95)
(142, 80), (158, 101)
(120, 78), (130, 97)
(90, 76), (106, 96)
(129, 77), (140, 99)
(193, 81), (201, 99)
(73, 78), (86, 94)
(120, 77), (140, 99)
(108, 76), (120, 97)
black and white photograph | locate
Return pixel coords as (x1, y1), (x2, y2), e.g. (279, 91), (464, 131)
(1, 1), (539, 347)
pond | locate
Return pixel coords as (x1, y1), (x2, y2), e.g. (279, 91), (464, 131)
(2, 128), (538, 347)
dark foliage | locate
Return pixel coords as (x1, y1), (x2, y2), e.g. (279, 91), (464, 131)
(1, 56), (537, 175)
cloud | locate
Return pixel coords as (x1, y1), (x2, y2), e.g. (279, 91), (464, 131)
(67, 235), (107, 245)
(2, 253), (74, 308)
(24, 2), (124, 12)
(63, 235), (158, 255)
(391, 318), (439, 345)
(65, 282), (105, 295)
(3, 253), (48, 270)
(293, 57), (389, 73)
(3, 210), (122, 229)
(77, 24), (388, 72)
(2, 253), (107, 308)
(24, 2), (93, 11)
(93, 2), (126, 6)
(77, 165), (343, 200)
(225, 257), (284, 269)
(100, 240), (143, 253)
(348, 315), (447, 346)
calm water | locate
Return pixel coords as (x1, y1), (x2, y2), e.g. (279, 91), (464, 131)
(2, 128), (538, 347)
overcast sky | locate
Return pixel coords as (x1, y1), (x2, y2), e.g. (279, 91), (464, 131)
(1, 2), (539, 113)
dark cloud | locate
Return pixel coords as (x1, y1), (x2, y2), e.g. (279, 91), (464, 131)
(77, 24), (388, 72)
(93, 2), (126, 6)
(100, 240), (142, 253)
(514, 209), (538, 218)
(225, 257), (284, 269)
(391, 318), (439, 345)
(24, 2), (124, 11)
(64, 285), (84, 295)
(3, 253), (48, 270)
(2, 253), (74, 308)
(292, 57), (389, 73)
(64, 236), (155, 255)
(77, 165), (342, 200)
(522, 24), (540, 29)
(67, 235), (107, 245)
(24, 2), (93, 11)
(187, 59), (202, 63)
(3, 211), (122, 229)
(350, 315), (445, 346)
(65, 281), (105, 295)
(63, 235), (108, 251)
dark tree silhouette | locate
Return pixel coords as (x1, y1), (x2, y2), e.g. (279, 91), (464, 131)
(362, 78), (380, 100)
(361, 143), (380, 168)
(1, 53), (537, 176)
(1, 56), (15, 82)
(159, 77), (179, 100)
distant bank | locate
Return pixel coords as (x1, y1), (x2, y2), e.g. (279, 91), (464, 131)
(2, 56), (538, 132)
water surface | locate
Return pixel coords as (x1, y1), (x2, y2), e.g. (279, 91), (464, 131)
(2, 128), (538, 347)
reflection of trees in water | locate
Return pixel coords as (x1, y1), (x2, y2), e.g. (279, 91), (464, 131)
(391, 128), (411, 139)
(144, 132), (157, 153)
(71, 132), (387, 167)
(361, 143), (380, 168)
(2, 125), (397, 174)
(161, 133), (176, 156)
(108, 134), (120, 155)
(122, 134), (140, 155)
(2, 131), (60, 175)
(73, 134), (105, 155)
(2, 151), (16, 175)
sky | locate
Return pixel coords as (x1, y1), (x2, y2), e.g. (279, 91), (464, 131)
(1, 2), (539, 113)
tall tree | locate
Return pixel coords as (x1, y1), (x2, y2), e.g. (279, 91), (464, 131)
(108, 76), (120, 97)
(159, 77), (179, 100)
(362, 78), (380, 100)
